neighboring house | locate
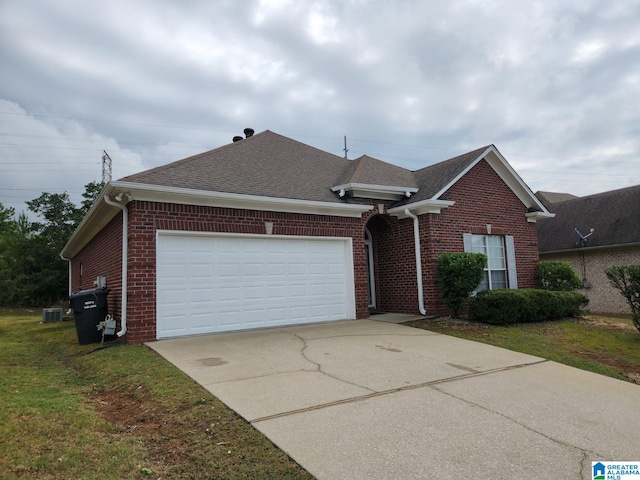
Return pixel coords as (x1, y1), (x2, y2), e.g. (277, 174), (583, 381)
(536, 185), (640, 314)
(61, 130), (553, 344)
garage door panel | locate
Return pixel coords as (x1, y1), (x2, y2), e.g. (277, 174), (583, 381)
(156, 233), (355, 339)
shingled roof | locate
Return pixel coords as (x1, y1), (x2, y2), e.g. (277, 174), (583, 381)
(537, 185), (640, 252)
(118, 130), (541, 212)
(121, 130), (350, 204)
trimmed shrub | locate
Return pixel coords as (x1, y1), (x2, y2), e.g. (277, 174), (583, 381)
(469, 289), (589, 325)
(605, 265), (640, 332)
(436, 252), (487, 317)
(536, 261), (582, 291)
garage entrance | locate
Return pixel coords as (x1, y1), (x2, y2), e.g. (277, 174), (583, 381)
(156, 232), (355, 339)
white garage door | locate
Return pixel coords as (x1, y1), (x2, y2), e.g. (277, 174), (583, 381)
(156, 232), (355, 339)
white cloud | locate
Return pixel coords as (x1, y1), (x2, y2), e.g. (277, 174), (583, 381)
(0, 100), (145, 215)
(0, 0), (638, 208)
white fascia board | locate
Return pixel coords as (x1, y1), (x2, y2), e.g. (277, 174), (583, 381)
(331, 183), (419, 201)
(525, 211), (556, 223)
(113, 181), (373, 217)
(432, 145), (552, 215)
(61, 183), (121, 258)
(388, 199), (455, 218)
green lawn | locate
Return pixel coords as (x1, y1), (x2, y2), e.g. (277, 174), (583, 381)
(0, 308), (313, 479)
(406, 314), (640, 383)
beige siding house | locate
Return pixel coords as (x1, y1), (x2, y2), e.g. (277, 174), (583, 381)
(536, 186), (640, 315)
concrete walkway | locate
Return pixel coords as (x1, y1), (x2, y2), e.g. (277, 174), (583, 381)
(147, 317), (640, 479)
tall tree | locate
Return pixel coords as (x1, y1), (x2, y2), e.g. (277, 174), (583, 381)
(0, 182), (103, 306)
(79, 181), (105, 217)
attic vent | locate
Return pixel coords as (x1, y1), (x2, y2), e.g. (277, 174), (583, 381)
(232, 136), (243, 142)
(244, 128), (254, 138)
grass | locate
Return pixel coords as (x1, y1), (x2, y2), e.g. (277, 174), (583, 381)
(3, 309), (638, 479)
(406, 313), (640, 383)
(0, 308), (313, 480)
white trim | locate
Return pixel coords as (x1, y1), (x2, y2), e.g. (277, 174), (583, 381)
(525, 211), (555, 223)
(505, 235), (518, 289)
(404, 209), (427, 315)
(331, 183), (419, 201)
(431, 146), (551, 215)
(61, 181), (373, 259)
(388, 199), (455, 218)
(364, 228), (376, 308)
(114, 181), (373, 218)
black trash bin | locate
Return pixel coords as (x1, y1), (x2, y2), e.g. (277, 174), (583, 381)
(69, 288), (110, 345)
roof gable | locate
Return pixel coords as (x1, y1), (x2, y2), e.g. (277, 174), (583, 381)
(537, 184), (640, 252)
(390, 145), (551, 221)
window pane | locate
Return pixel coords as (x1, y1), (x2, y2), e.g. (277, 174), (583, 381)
(490, 270), (507, 290)
(488, 248), (505, 269)
(488, 236), (505, 270)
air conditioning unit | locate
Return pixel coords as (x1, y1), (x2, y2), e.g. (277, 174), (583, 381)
(42, 308), (63, 323)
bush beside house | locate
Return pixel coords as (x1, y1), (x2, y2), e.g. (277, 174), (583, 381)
(605, 265), (640, 332)
(436, 252), (487, 318)
(536, 261), (582, 291)
(470, 289), (588, 325)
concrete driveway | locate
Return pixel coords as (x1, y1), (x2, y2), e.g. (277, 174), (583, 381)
(147, 316), (640, 480)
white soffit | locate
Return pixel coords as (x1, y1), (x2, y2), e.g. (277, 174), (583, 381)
(113, 181), (373, 218)
(331, 183), (419, 201)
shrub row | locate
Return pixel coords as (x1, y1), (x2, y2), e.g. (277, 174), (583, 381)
(469, 289), (589, 325)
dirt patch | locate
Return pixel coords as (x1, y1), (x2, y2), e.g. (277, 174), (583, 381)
(88, 387), (223, 477)
(580, 314), (637, 333)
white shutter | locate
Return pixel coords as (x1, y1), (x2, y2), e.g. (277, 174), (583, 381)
(463, 233), (473, 252)
(505, 235), (518, 289)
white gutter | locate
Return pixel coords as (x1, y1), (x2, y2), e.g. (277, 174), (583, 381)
(103, 194), (129, 338)
(59, 253), (72, 302)
(404, 208), (427, 316)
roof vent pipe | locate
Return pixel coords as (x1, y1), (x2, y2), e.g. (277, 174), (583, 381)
(232, 136), (243, 142)
(244, 128), (255, 138)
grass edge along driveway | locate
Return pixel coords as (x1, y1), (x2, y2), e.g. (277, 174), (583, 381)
(0, 308), (314, 480)
(406, 314), (640, 384)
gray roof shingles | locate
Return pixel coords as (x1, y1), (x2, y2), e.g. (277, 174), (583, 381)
(537, 185), (640, 252)
(120, 130), (492, 208)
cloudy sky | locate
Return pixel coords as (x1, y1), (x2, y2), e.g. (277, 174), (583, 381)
(1, 0), (639, 216)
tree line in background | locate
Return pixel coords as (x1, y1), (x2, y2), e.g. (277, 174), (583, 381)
(0, 182), (103, 306)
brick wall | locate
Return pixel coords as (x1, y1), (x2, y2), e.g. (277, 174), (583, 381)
(422, 159), (540, 316)
(123, 201), (371, 343)
(70, 213), (123, 324)
(541, 247), (639, 315)
(367, 214), (418, 314)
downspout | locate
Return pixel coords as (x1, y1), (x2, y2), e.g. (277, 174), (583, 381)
(404, 209), (427, 315)
(103, 194), (129, 337)
(59, 253), (72, 312)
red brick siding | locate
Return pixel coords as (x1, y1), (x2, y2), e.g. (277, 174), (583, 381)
(422, 159), (540, 316)
(124, 201), (375, 343)
(367, 215), (419, 314)
(70, 213), (123, 326)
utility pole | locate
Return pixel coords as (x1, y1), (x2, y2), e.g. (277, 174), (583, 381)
(102, 150), (112, 183)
